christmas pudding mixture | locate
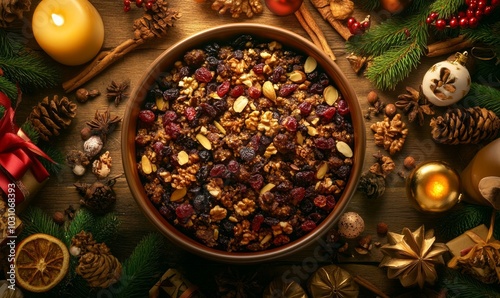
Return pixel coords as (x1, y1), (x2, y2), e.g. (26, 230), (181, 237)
(135, 35), (355, 252)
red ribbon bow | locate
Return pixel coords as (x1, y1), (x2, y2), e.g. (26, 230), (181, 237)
(0, 92), (54, 204)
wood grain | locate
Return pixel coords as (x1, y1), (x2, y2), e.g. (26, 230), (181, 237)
(16, 0), (474, 296)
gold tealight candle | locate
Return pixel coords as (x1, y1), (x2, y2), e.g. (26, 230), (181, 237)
(406, 161), (461, 213)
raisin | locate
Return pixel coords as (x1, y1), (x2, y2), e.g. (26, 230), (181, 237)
(206, 56), (219, 70)
(200, 102), (218, 118)
(309, 83), (324, 94)
(220, 219), (235, 235)
(196, 165), (210, 182)
(152, 141), (165, 155)
(273, 234), (290, 246)
(175, 135), (197, 149)
(198, 150), (212, 162)
(229, 85), (244, 98)
(217, 63), (230, 78)
(175, 204), (194, 220)
(264, 217), (279, 226)
(193, 195), (210, 213)
(276, 180), (293, 192)
(307, 70), (318, 81)
(324, 195), (336, 211)
(162, 111), (178, 124)
(251, 214), (264, 231)
(301, 220), (317, 232)
(217, 81), (230, 97)
(248, 174), (264, 190)
(247, 134), (260, 151)
(299, 199), (314, 213)
(213, 99), (228, 115)
(233, 49), (244, 60)
(295, 171), (315, 185)
(291, 187), (306, 204)
(184, 49), (206, 67)
(239, 147), (256, 162)
(179, 66), (190, 78)
(252, 63), (264, 75)
(318, 73), (330, 86)
(316, 105), (336, 121)
(207, 82), (218, 93)
(204, 43), (220, 56)
(308, 212), (322, 223)
(194, 67), (213, 83)
(270, 66), (286, 83)
(314, 137), (335, 149)
(227, 160), (240, 174)
(313, 195), (327, 208)
(278, 84), (298, 97)
(159, 205), (175, 220)
(282, 116), (298, 132)
(184, 107), (197, 121)
(298, 101), (312, 115)
(231, 35), (253, 49)
(336, 165), (351, 179)
(138, 110), (155, 125)
(273, 134), (295, 153)
(247, 86), (261, 99)
(337, 98), (350, 116)
(210, 164), (229, 178)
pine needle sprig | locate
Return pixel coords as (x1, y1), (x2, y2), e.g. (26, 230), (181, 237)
(64, 209), (95, 247)
(439, 268), (500, 297)
(19, 207), (64, 240)
(0, 76), (17, 100)
(460, 83), (500, 118)
(428, 0), (467, 19)
(0, 55), (59, 92)
(115, 233), (167, 298)
(36, 143), (65, 176)
(462, 21), (500, 57)
(91, 213), (120, 243)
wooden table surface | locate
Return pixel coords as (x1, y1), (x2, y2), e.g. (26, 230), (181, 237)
(17, 0), (481, 296)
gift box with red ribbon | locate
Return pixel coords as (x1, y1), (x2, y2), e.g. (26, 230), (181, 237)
(0, 92), (54, 211)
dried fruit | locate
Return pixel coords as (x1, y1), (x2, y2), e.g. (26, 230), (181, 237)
(233, 95), (249, 113)
(304, 56), (317, 73)
(323, 85), (339, 106)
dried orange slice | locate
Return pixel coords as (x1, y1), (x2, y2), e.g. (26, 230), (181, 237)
(15, 233), (69, 293)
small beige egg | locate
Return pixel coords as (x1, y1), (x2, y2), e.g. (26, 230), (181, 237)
(338, 212), (365, 239)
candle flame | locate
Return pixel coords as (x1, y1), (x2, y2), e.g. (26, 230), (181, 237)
(425, 174), (450, 200)
(51, 13), (64, 26)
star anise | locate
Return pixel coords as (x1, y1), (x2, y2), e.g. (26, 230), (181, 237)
(86, 109), (122, 143)
(215, 268), (262, 298)
(395, 86), (434, 126)
(106, 80), (130, 106)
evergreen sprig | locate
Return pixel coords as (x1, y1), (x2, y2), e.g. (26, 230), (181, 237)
(439, 268), (500, 297)
(460, 83), (500, 118)
(19, 207), (64, 240)
(0, 76), (17, 100)
(462, 20), (500, 57)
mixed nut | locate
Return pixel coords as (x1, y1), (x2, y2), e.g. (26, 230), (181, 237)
(135, 35), (356, 252)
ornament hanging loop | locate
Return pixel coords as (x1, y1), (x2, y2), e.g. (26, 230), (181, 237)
(453, 51), (469, 66)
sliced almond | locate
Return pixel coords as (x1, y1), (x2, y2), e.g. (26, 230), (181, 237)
(214, 121), (226, 135)
(323, 85), (339, 106)
(233, 96), (249, 113)
(170, 188), (187, 202)
(336, 141), (353, 158)
(156, 97), (168, 111)
(260, 183), (276, 195)
(304, 56), (317, 74)
(289, 70), (307, 83)
(196, 134), (212, 150)
(260, 234), (272, 245)
(316, 162), (329, 179)
(177, 150), (189, 165)
(262, 81), (276, 101)
(141, 155), (153, 174)
(296, 131), (304, 145)
(307, 126), (318, 136)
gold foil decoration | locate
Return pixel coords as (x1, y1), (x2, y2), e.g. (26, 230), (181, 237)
(263, 278), (308, 298)
(307, 265), (359, 298)
(149, 269), (204, 298)
(379, 225), (448, 288)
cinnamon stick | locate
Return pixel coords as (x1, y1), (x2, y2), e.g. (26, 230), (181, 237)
(353, 275), (390, 298)
(295, 4), (336, 61)
(426, 35), (473, 58)
(63, 39), (144, 93)
(309, 0), (352, 41)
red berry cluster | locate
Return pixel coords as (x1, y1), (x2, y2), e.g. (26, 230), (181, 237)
(347, 16), (371, 35)
(426, 0), (499, 30)
(123, 0), (156, 12)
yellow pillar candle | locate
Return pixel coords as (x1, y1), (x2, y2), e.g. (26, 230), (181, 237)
(32, 0), (104, 66)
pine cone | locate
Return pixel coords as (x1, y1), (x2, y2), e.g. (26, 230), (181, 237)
(0, 0), (31, 27)
(358, 171), (386, 200)
(71, 231), (111, 255)
(75, 180), (117, 213)
(76, 251), (122, 288)
(133, 0), (180, 40)
(430, 107), (500, 145)
(28, 95), (77, 141)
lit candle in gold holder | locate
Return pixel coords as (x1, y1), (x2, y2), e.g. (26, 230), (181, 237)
(406, 161), (461, 213)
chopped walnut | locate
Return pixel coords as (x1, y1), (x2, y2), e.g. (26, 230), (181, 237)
(263, 143), (277, 158)
(210, 205), (227, 222)
(369, 152), (396, 178)
(92, 151), (112, 179)
(370, 114), (409, 155)
(206, 178), (223, 198)
(245, 110), (260, 130)
(171, 164), (200, 189)
(234, 198), (256, 216)
(258, 111), (279, 137)
(178, 77), (199, 97)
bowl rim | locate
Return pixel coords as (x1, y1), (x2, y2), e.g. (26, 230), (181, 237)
(122, 23), (366, 264)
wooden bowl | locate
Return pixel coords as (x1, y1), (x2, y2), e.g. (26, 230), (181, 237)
(122, 24), (366, 263)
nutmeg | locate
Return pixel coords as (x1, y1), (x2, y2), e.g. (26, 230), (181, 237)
(385, 103), (397, 118)
(403, 156), (416, 169)
(366, 90), (379, 105)
(377, 222), (389, 235)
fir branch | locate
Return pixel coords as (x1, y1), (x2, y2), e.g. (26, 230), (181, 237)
(115, 233), (167, 298)
(460, 83), (500, 117)
(428, 0), (466, 19)
(0, 29), (24, 57)
(434, 203), (494, 241)
(19, 207), (64, 240)
(462, 21), (500, 57)
(0, 76), (17, 100)
(439, 268), (500, 297)
(91, 213), (120, 243)
(64, 209), (95, 246)
(365, 42), (424, 90)
(0, 55), (59, 92)
(37, 142), (65, 176)
(20, 121), (39, 144)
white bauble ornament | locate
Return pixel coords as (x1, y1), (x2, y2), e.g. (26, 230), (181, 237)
(421, 51), (471, 107)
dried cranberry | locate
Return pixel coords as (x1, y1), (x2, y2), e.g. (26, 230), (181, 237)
(229, 85), (244, 98)
(314, 137), (335, 149)
(164, 122), (181, 139)
(281, 116), (297, 132)
(309, 83), (324, 94)
(227, 160), (240, 174)
(184, 107), (197, 121)
(239, 147), (256, 162)
(324, 195), (336, 211)
(316, 105), (336, 121)
(247, 134), (260, 151)
(162, 111), (178, 124)
(247, 86), (261, 99)
(138, 110), (155, 125)
(152, 141), (165, 155)
(200, 102), (218, 118)
(217, 81), (230, 97)
(278, 84), (298, 97)
(251, 214), (264, 232)
(194, 67), (213, 83)
(252, 63), (264, 75)
(175, 204), (194, 220)
(337, 99), (350, 116)
(298, 101), (312, 115)
(248, 174), (264, 190)
(301, 220), (317, 232)
(291, 187), (306, 204)
(313, 195), (327, 208)
(210, 164), (229, 178)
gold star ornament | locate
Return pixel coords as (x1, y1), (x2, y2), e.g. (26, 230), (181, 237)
(379, 225), (448, 288)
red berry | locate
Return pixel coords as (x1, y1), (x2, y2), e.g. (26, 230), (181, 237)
(216, 81), (230, 97)
(430, 12), (439, 20)
(466, 9), (475, 18)
(298, 101), (312, 115)
(123, 5), (131, 12)
(135, 0), (143, 7)
(468, 16), (479, 28)
(194, 67), (213, 83)
(477, 0), (486, 9)
(426, 17), (433, 24)
(138, 110), (155, 125)
(349, 22), (362, 35)
(449, 17), (458, 28)
(484, 6), (492, 14)
(492, 0), (499, 7)
(404, 28), (411, 37)
(468, 2), (477, 10)
(145, 0), (154, 9)
(435, 19), (447, 30)
(229, 85), (244, 98)
(458, 11), (466, 19)
(124, 0), (131, 6)
(459, 18), (469, 28)
(475, 10), (483, 19)
(247, 86), (261, 99)
(282, 116), (298, 132)
(347, 17), (356, 28)
(361, 20), (370, 30)
(337, 99), (350, 116)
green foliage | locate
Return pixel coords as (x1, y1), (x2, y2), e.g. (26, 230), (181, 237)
(37, 142), (65, 176)
(462, 16), (500, 57)
(0, 29), (59, 99)
(115, 233), (167, 298)
(19, 207), (64, 240)
(356, 0), (379, 12)
(91, 213), (120, 243)
(439, 268), (500, 297)
(460, 83), (500, 118)
(20, 122), (39, 144)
